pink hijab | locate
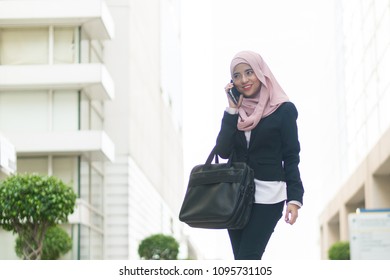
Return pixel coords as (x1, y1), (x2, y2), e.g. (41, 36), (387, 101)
(230, 51), (289, 131)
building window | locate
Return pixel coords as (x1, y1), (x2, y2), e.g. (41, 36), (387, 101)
(0, 28), (48, 65)
(0, 27), (78, 65)
(53, 27), (78, 64)
(0, 90), (79, 132)
(0, 26), (106, 65)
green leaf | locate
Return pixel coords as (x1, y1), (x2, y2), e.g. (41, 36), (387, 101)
(0, 173), (77, 260)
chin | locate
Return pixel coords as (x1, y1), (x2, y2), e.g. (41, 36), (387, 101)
(243, 93), (255, 98)
(244, 90), (260, 99)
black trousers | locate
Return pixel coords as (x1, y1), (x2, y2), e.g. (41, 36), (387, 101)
(228, 201), (284, 260)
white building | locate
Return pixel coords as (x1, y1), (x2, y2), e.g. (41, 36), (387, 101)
(0, 134), (16, 179)
(0, 134), (16, 260)
(319, 0), (390, 259)
(0, 0), (187, 259)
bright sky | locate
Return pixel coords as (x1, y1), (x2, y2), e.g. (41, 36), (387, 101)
(181, 0), (336, 259)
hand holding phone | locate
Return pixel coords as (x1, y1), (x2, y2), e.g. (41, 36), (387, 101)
(227, 80), (241, 105)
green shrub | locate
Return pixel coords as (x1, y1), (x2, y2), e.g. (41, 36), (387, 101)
(328, 241), (350, 260)
(16, 226), (72, 260)
(138, 234), (179, 260)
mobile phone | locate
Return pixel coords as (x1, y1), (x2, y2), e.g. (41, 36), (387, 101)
(228, 80), (241, 105)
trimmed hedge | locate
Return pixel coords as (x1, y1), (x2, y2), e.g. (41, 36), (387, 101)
(138, 234), (179, 260)
(328, 241), (350, 260)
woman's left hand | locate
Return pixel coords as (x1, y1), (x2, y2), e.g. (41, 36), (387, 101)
(285, 203), (300, 225)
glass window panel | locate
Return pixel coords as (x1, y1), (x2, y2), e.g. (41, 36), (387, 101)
(53, 156), (78, 191)
(54, 27), (76, 64)
(91, 103), (103, 130)
(17, 157), (48, 175)
(52, 90), (79, 131)
(79, 94), (90, 130)
(79, 225), (90, 260)
(0, 91), (49, 132)
(80, 159), (90, 201)
(91, 167), (103, 211)
(0, 28), (48, 65)
(79, 39), (90, 63)
(90, 229), (103, 259)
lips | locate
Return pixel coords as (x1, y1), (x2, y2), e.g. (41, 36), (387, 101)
(242, 84), (252, 91)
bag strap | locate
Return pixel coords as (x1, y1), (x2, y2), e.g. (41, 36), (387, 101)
(205, 147), (234, 167)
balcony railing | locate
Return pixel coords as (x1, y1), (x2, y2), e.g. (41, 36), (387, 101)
(5, 130), (115, 162)
(0, 64), (114, 101)
(0, 0), (114, 40)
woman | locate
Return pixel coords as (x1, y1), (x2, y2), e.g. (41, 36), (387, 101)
(215, 50), (304, 260)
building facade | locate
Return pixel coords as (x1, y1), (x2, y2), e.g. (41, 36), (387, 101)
(319, 0), (390, 259)
(0, 134), (16, 259)
(0, 0), (186, 259)
(0, 134), (16, 179)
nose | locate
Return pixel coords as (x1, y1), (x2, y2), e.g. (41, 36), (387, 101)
(241, 74), (249, 83)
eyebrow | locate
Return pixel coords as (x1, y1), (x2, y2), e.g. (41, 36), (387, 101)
(233, 67), (253, 75)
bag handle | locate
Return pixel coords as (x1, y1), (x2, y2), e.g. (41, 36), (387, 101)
(205, 147), (234, 167)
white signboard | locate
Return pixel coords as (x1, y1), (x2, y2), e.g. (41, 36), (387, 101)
(349, 212), (390, 260)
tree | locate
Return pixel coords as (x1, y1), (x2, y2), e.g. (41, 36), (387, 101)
(328, 241), (350, 260)
(16, 225), (72, 260)
(138, 233), (179, 260)
(0, 173), (76, 260)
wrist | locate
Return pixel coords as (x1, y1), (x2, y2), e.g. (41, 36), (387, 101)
(287, 200), (302, 208)
(225, 107), (239, 115)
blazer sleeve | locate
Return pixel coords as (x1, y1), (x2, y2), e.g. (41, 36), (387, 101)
(215, 111), (239, 159)
(280, 102), (304, 205)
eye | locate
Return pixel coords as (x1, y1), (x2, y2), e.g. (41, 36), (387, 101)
(245, 70), (254, 76)
(233, 73), (241, 80)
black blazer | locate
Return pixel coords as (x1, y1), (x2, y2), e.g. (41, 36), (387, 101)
(215, 102), (304, 204)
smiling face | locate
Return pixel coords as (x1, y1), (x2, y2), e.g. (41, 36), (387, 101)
(232, 63), (262, 97)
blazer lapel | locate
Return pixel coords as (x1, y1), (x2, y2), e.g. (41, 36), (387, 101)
(248, 126), (258, 150)
(237, 131), (248, 148)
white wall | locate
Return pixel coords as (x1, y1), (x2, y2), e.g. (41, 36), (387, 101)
(103, 0), (184, 259)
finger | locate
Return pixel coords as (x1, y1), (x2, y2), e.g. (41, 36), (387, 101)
(226, 94), (237, 108)
(284, 211), (290, 223)
(237, 94), (244, 107)
(225, 84), (233, 93)
(288, 211), (298, 225)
